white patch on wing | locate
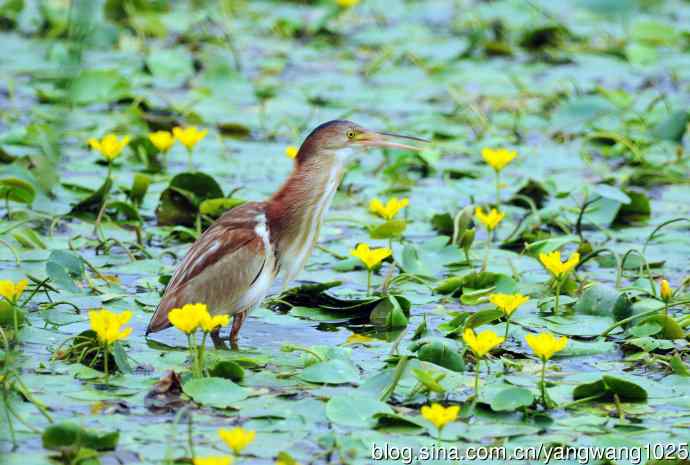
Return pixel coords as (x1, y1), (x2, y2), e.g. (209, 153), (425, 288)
(234, 213), (274, 312)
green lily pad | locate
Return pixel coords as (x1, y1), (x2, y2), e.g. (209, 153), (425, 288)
(490, 387), (534, 411)
(573, 375), (648, 402)
(182, 377), (251, 408)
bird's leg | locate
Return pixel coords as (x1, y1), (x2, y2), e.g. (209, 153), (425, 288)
(210, 328), (228, 350)
(229, 311), (248, 351)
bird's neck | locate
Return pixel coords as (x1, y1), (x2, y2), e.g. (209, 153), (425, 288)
(266, 150), (350, 281)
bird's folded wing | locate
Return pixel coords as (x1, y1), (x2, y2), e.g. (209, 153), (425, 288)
(146, 203), (268, 334)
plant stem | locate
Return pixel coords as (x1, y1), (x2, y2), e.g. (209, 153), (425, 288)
(198, 332), (208, 376)
(554, 280), (562, 314)
(187, 333), (200, 378)
(187, 149), (193, 171)
(103, 344), (110, 385)
(482, 232), (491, 272)
(540, 360), (547, 407)
(11, 302), (18, 339)
(474, 359), (481, 400)
(495, 171), (501, 207)
(367, 269), (372, 296)
(504, 316), (511, 339)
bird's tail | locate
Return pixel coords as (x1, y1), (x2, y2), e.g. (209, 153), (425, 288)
(145, 290), (181, 335)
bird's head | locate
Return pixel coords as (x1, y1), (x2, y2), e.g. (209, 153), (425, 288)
(295, 120), (426, 164)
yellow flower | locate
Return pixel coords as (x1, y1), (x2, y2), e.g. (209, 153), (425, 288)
(660, 279), (672, 301)
(463, 328), (504, 358)
(525, 332), (568, 361)
(168, 303), (209, 334)
(351, 243), (392, 270)
(474, 207), (504, 231)
(482, 147), (517, 172)
(0, 279), (28, 303)
(420, 403), (460, 430)
(200, 313), (230, 333)
(193, 457), (233, 465)
(88, 309), (133, 345)
(489, 293), (529, 317)
(369, 197), (409, 220)
(539, 250), (580, 279)
(285, 146), (299, 159)
(173, 126), (208, 150)
(336, 0), (360, 7)
(149, 131), (175, 153)
(88, 134), (131, 162)
(218, 427), (256, 455)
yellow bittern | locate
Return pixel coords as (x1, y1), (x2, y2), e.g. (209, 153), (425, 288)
(146, 120), (424, 348)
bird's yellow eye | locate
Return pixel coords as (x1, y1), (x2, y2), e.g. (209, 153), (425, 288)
(346, 129), (356, 139)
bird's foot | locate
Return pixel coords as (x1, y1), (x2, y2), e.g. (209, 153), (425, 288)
(210, 329), (229, 350)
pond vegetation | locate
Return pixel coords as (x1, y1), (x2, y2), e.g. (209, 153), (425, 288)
(1, 0), (690, 464)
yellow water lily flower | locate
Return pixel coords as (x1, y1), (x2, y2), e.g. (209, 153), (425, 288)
(351, 243), (392, 270)
(420, 403), (460, 430)
(539, 250), (580, 278)
(660, 279), (672, 302)
(88, 309), (133, 344)
(489, 293), (529, 317)
(474, 207), (504, 231)
(173, 126), (208, 150)
(336, 0), (360, 7)
(0, 279), (28, 303)
(88, 134), (131, 162)
(285, 146), (298, 159)
(463, 328), (504, 358)
(200, 313), (230, 333)
(168, 303), (209, 334)
(525, 332), (568, 361)
(482, 147), (517, 172)
(149, 131), (176, 153)
(369, 197), (409, 220)
(218, 427), (256, 455)
(193, 457), (233, 465)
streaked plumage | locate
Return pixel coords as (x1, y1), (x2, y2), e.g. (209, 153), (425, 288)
(146, 120), (424, 348)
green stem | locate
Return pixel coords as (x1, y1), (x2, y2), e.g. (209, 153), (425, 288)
(482, 231), (490, 272)
(187, 333), (200, 378)
(474, 358), (481, 399)
(554, 279), (562, 315)
(187, 149), (193, 171)
(504, 316), (511, 339)
(664, 302), (669, 319)
(380, 355), (409, 402)
(11, 302), (18, 340)
(495, 171), (501, 207)
(103, 343), (110, 385)
(540, 360), (547, 407)
(199, 332), (208, 377)
(367, 269), (372, 296)
(600, 303), (690, 336)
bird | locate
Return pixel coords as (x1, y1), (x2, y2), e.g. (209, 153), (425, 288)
(145, 120), (425, 349)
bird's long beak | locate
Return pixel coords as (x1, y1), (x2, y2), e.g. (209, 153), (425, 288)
(355, 129), (428, 151)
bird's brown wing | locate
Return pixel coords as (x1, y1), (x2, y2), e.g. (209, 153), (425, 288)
(146, 203), (268, 334)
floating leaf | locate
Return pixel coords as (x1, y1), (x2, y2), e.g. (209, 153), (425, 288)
(326, 393), (392, 428)
(299, 358), (360, 385)
(42, 422), (119, 452)
(182, 377), (251, 408)
(573, 375), (647, 402)
(490, 387), (534, 411)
